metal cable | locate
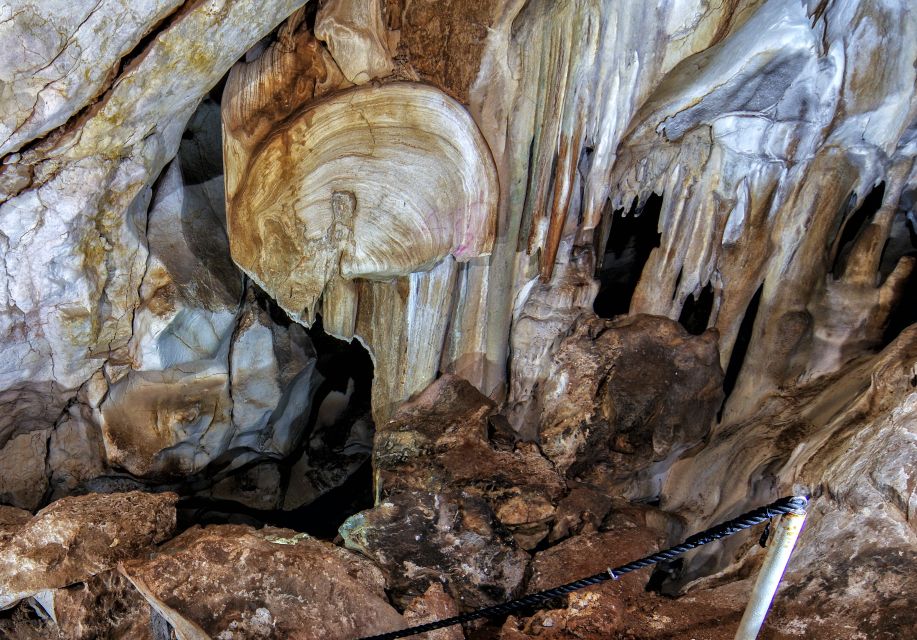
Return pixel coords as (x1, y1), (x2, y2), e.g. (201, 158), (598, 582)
(356, 495), (807, 640)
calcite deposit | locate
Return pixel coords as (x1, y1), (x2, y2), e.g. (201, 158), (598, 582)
(0, 0), (915, 638)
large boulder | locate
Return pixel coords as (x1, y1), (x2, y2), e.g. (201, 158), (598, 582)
(120, 524), (406, 640)
(0, 491), (177, 609)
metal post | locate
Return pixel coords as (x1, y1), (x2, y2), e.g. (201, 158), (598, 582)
(733, 497), (807, 640)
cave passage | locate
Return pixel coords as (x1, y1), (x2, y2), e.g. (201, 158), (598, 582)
(179, 310), (376, 540)
(831, 182), (885, 278)
(593, 193), (663, 318)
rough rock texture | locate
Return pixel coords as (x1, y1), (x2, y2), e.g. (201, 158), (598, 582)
(501, 513), (663, 639)
(403, 583), (464, 640)
(538, 314), (723, 497)
(373, 375), (565, 548)
(659, 326), (917, 638)
(0, 0), (312, 504)
(0, 491), (177, 609)
(341, 488), (529, 611)
(33, 570), (163, 640)
(0, 0), (915, 636)
(222, 17), (500, 420)
(120, 524), (406, 640)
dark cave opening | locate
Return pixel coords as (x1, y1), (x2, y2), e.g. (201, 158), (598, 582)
(718, 283), (764, 421)
(879, 202), (917, 347)
(831, 181), (885, 278)
(678, 282), (715, 335)
(593, 193), (663, 318)
(178, 309), (376, 540)
(881, 260), (917, 347)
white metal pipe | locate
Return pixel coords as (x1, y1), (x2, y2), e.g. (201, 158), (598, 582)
(733, 500), (808, 640)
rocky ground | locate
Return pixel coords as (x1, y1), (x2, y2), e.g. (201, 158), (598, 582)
(3, 313), (913, 639)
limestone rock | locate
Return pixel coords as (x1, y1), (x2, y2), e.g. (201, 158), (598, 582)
(98, 93), (320, 481)
(0, 0), (183, 157)
(539, 314), (723, 497)
(374, 375), (565, 549)
(46, 404), (106, 501)
(221, 18), (499, 421)
(315, 0), (394, 84)
(404, 583), (464, 640)
(120, 524), (406, 640)
(0, 0), (308, 496)
(225, 81), (498, 324)
(34, 570), (163, 640)
(0, 429), (49, 510)
(0, 491), (177, 609)
(661, 326), (917, 637)
(501, 516), (663, 640)
(0, 505), (30, 546)
(340, 489), (529, 610)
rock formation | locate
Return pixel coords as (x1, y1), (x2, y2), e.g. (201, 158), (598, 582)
(0, 0), (915, 638)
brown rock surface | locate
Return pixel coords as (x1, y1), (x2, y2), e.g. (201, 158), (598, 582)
(404, 582), (465, 640)
(120, 524), (406, 640)
(539, 314), (723, 495)
(374, 375), (565, 548)
(38, 570), (163, 640)
(500, 514), (663, 639)
(0, 491), (177, 609)
(341, 489), (529, 611)
(0, 505), (30, 546)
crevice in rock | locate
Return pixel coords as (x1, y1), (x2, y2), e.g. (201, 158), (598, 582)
(593, 192), (663, 318)
(878, 204), (917, 346)
(678, 281), (714, 335)
(881, 265), (917, 347)
(0, 0), (190, 170)
(831, 181), (885, 279)
(718, 283), (764, 421)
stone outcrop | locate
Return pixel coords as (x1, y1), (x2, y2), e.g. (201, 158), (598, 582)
(372, 375), (565, 549)
(538, 314), (723, 497)
(341, 489), (529, 611)
(0, 491), (177, 609)
(120, 524), (406, 640)
(31, 570), (163, 640)
(659, 325), (917, 637)
(500, 512), (663, 639)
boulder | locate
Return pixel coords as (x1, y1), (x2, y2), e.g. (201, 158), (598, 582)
(0, 491), (177, 609)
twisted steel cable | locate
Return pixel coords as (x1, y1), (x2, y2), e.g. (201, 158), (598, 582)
(356, 495), (807, 640)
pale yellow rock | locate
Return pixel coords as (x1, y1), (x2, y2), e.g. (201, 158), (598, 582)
(315, 0), (394, 84)
(226, 81), (498, 324)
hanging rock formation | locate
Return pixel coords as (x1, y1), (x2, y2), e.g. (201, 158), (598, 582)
(0, 0), (915, 637)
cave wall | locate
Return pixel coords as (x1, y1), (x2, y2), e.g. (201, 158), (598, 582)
(0, 0), (915, 634)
